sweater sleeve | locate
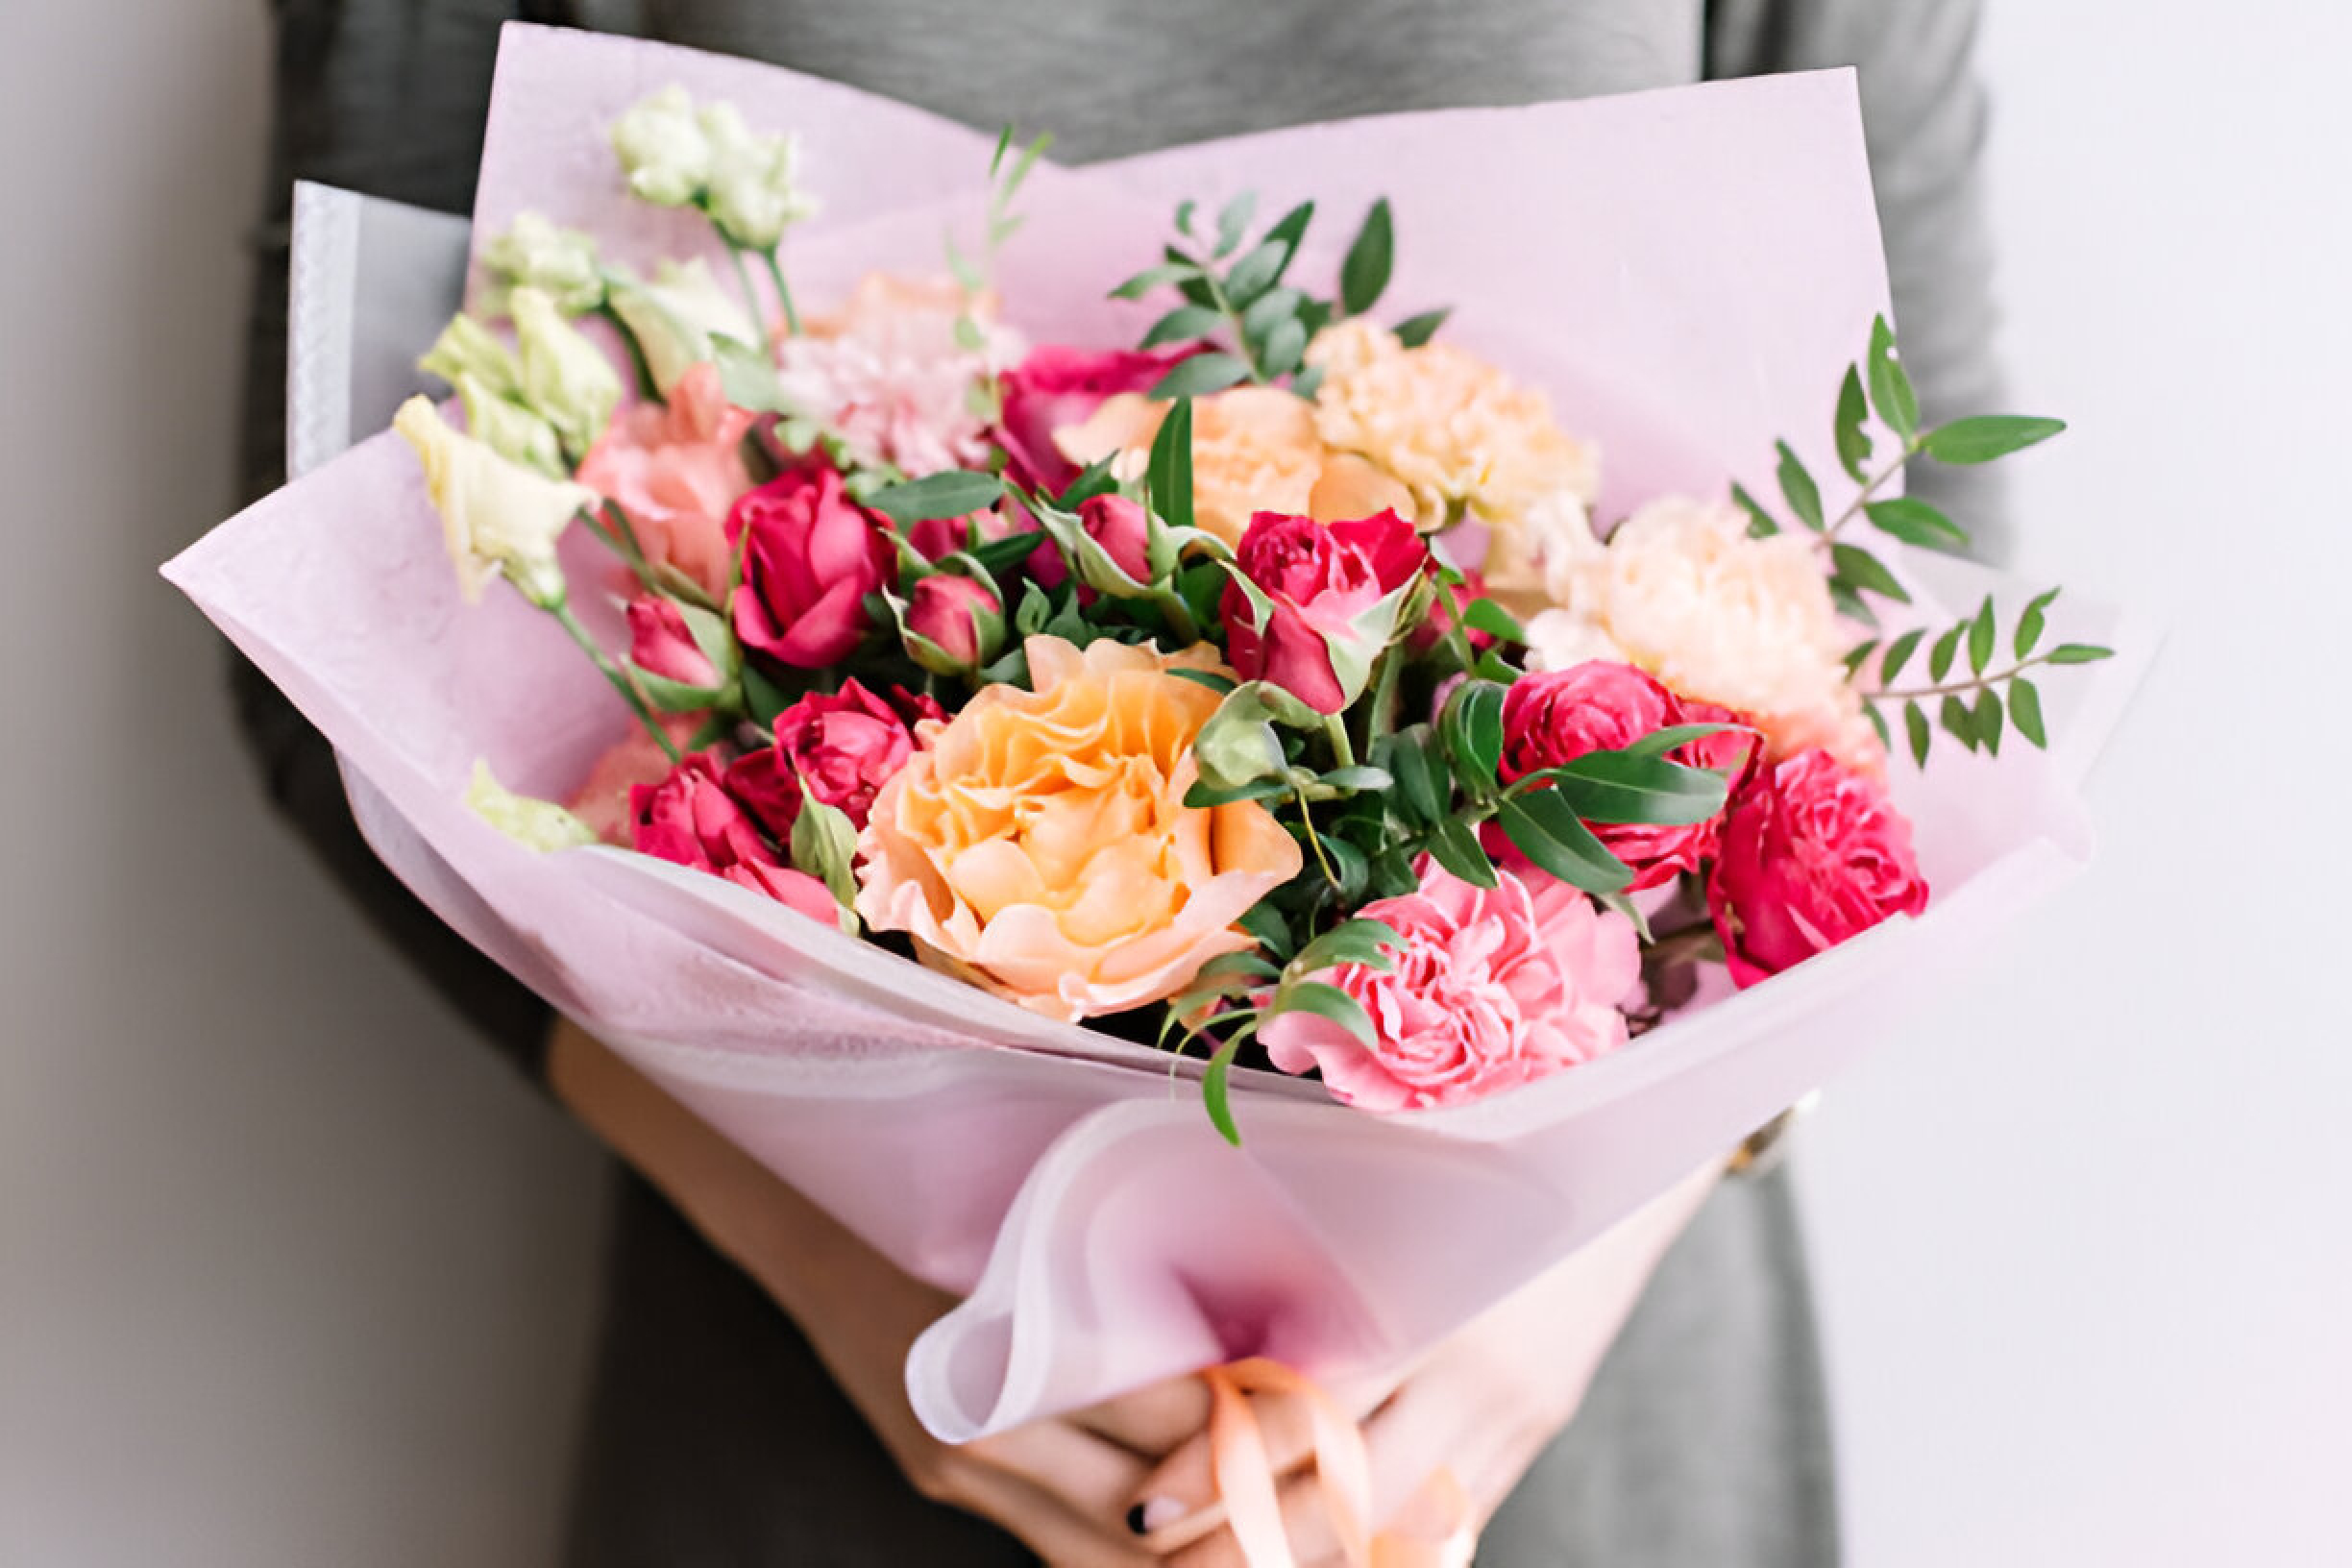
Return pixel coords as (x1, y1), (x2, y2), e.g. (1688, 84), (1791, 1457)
(233, 0), (555, 1082)
(1705, 0), (2013, 559)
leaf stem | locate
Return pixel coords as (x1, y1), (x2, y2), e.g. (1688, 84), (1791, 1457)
(1874, 649), (2062, 701)
(1182, 246), (1267, 384)
(550, 600), (681, 763)
(1292, 786), (1341, 889)
(1820, 438), (1920, 543)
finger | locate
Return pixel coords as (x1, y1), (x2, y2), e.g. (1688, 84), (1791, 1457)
(1131, 1385), (1319, 1533)
(966, 1419), (1153, 1522)
(943, 1458), (1163, 1568)
(1072, 1372), (1213, 1457)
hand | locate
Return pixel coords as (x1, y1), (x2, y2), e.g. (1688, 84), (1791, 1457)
(1130, 1164), (1722, 1567)
(547, 1019), (1213, 1566)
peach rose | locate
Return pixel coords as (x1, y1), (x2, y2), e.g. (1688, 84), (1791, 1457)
(576, 362), (755, 597)
(1526, 496), (1881, 770)
(1305, 319), (1599, 542)
(854, 635), (1303, 1021)
(1054, 386), (1413, 547)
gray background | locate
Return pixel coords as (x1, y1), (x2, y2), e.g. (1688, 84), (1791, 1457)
(4, 3), (2344, 1563)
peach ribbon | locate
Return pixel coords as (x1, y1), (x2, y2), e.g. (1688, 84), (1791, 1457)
(1203, 1359), (1475, 1568)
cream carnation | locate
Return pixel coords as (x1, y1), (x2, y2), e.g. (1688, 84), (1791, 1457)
(1529, 496), (1880, 770)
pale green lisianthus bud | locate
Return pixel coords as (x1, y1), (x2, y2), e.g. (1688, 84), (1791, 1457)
(607, 257), (754, 396)
(465, 760), (598, 852)
(393, 396), (597, 606)
(481, 211), (605, 315)
(698, 102), (820, 250)
(419, 312), (522, 401)
(453, 372), (565, 478)
(611, 86), (712, 208)
(510, 286), (623, 460)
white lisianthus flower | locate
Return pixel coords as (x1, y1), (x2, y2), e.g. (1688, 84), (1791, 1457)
(393, 396), (596, 606)
(1532, 494), (1880, 769)
(419, 312), (522, 401)
(465, 760), (597, 852)
(610, 86), (712, 207)
(480, 211), (605, 315)
(698, 102), (820, 250)
(509, 286), (622, 459)
(607, 257), (754, 396)
(453, 372), (565, 478)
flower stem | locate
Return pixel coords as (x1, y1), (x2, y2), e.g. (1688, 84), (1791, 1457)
(550, 600), (680, 763)
(1322, 713), (1358, 772)
(1292, 786), (1341, 889)
(761, 247), (803, 338)
(723, 242), (767, 338)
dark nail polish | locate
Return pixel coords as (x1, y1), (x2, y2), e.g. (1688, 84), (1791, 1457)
(1126, 1503), (1151, 1534)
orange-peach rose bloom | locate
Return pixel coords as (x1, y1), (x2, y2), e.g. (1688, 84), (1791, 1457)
(854, 635), (1304, 1021)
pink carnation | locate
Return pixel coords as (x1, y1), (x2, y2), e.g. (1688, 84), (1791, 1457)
(1262, 861), (1639, 1112)
(576, 362), (756, 598)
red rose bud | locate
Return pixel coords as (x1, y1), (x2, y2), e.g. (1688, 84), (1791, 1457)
(727, 462), (894, 669)
(996, 344), (1193, 493)
(625, 596), (722, 690)
(1221, 509), (1430, 714)
(1706, 747), (1927, 988)
(1496, 661), (1755, 891)
(904, 573), (1004, 672)
(627, 752), (839, 922)
(724, 678), (917, 835)
(1076, 493), (1154, 585)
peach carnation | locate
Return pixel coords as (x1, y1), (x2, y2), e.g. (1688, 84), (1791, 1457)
(853, 635), (1303, 1021)
(576, 362), (755, 597)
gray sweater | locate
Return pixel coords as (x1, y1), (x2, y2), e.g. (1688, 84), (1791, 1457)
(239, 4), (2000, 1562)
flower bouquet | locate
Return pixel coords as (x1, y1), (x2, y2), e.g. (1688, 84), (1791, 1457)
(168, 23), (2139, 1554)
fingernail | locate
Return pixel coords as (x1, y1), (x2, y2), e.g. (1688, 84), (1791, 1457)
(1134, 1497), (1187, 1533)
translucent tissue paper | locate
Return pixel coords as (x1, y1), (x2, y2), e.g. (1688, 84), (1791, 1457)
(166, 25), (2143, 1444)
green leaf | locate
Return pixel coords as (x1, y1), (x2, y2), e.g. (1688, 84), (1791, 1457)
(1318, 765), (1395, 793)
(1776, 441), (1825, 531)
(630, 666), (724, 714)
(789, 789), (860, 908)
(1147, 396), (1195, 534)
(1202, 1035), (1246, 1145)
(1842, 638), (1879, 678)
(1865, 702), (1892, 749)
(1928, 625), (1963, 682)
(1290, 919), (1400, 977)
(1830, 581), (1878, 629)
(1968, 594), (1997, 675)
(1832, 365), (1874, 482)
(1262, 200), (1314, 262)
(1238, 899), (1293, 960)
(1552, 751), (1729, 826)
(1975, 686), (2004, 757)
(1150, 353), (1251, 401)
(1865, 497), (1971, 552)
(1878, 627), (1926, 683)
(1377, 730), (1443, 824)
(1904, 699), (1932, 767)
(1730, 481), (1779, 538)
(1111, 259), (1199, 301)
(1941, 693), (1979, 752)
(1174, 199), (1197, 236)
(1183, 776), (1290, 808)
(1495, 791), (1633, 894)
(1280, 980), (1378, 1052)
(1225, 238), (1289, 306)
(1922, 414), (2067, 465)
(867, 469), (1004, 525)
(1169, 245), (1218, 308)
(1166, 665), (1238, 696)
(1238, 285), (1305, 342)
(1461, 597), (1526, 644)
(1865, 314), (1919, 441)
(1339, 198), (1394, 315)
(1213, 190), (1259, 257)
(1440, 679), (1507, 793)
(1393, 306), (1451, 348)
(1259, 316), (1309, 379)
(2045, 642), (2115, 664)
(1622, 722), (1740, 762)
(2015, 587), (2060, 658)
(1425, 815), (1498, 889)
(1139, 304), (1223, 349)
(1830, 542), (1912, 604)
(2009, 676), (2047, 747)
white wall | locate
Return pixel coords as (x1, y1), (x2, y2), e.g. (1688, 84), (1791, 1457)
(1796, 5), (2352, 1565)
(3, 3), (2343, 1566)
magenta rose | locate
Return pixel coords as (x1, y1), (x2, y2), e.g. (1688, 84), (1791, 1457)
(724, 678), (917, 835)
(628, 752), (838, 921)
(625, 596), (721, 689)
(1262, 859), (1640, 1112)
(728, 463), (894, 669)
(997, 344), (1192, 493)
(1496, 661), (1758, 891)
(1706, 747), (1929, 987)
(1220, 509), (1430, 713)
(905, 574), (1003, 668)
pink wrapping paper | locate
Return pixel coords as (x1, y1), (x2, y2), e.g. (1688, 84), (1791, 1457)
(165, 26), (2133, 1446)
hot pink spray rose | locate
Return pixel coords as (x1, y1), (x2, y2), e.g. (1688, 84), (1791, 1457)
(1496, 661), (1757, 890)
(1262, 860), (1640, 1112)
(724, 678), (919, 836)
(566, 715), (700, 844)
(904, 573), (1003, 668)
(1076, 493), (1153, 583)
(1706, 747), (1928, 987)
(576, 362), (756, 597)
(625, 596), (721, 689)
(628, 752), (839, 921)
(728, 462), (894, 669)
(997, 344), (1193, 493)
(1220, 509), (1430, 714)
